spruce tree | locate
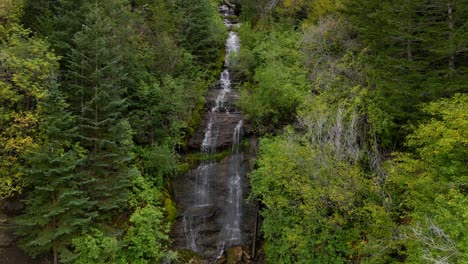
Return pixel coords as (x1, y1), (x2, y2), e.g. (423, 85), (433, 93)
(21, 0), (57, 37)
(176, 0), (225, 67)
(65, 3), (138, 212)
(50, 0), (87, 58)
(343, 0), (467, 147)
(16, 86), (95, 264)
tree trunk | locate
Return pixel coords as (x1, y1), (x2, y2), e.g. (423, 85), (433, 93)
(52, 204), (58, 264)
(447, 2), (455, 78)
(407, 39), (412, 61)
(53, 247), (58, 264)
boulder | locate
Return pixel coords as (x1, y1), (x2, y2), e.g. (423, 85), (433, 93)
(226, 246), (243, 264)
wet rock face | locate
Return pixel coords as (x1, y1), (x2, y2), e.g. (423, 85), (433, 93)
(188, 81), (242, 151)
(189, 112), (242, 150)
(171, 155), (257, 259)
(172, 4), (257, 261)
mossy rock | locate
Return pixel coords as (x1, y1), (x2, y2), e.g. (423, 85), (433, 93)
(240, 138), (250, 152)
(184, 147), (232, 168)
(187, 102), (205, 137)
(227, 15), (238, 21)
(213, 148), (232, 161)
(177, 162), (191, 175)
(176, 249), (204, 264)
(164, 197), (177, 223)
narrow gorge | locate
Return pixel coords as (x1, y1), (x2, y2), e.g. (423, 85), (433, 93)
(171, 4), (257, 262)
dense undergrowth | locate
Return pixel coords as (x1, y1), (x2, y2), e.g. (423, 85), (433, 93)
(1, 0), (226, 263)
(1, 0), (467, 263)
(232, 0), (467, 263)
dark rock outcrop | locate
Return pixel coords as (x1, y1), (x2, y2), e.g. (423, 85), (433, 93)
(0, 200), (40, 264)
(171, 155), (257, 259)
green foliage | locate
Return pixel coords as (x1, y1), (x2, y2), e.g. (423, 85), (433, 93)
(387, 94), (468, 263)
(65, 3), (139, 212)
(250, 131), (394, 263)
(2, 0), (466, 262)
(16, 87), (95, 262)
(133, 145), (176, 189)
(407, 94), (468, 182)
(128, 76), (202, 147)
(164, 197), (177, 223)
(237, 25), (308, 133)
(67, 229), (122, 264)
(0, 19), (59, 198)
(0, 0), (24, 21)
(123, 205), (177, 263)
(239, 2), (467, 263)
(176, 0), (226, 69)
(69, 205), (177, 264)
(9, 0), (226, 262)
(121, 1), (212, 150)
(343, 0), (468, 147)
(238, 0), (310, 26)
(305, 0), (343, 22)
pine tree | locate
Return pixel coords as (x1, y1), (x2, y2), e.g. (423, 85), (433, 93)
(65, 3), (138, 212)
(343, 0), (467, 147)
(418, 0), (468, 92)
(16, 86), (95, 264)
(176, 0), (226, 67)
(21, 0), (58, 37)
(50, 0), (87, 58)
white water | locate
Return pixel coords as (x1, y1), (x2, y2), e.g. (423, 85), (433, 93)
(218, 5), (243, 249)
(220, 121), (244, 247)
(211, 70), (231, 113)
(225, 32), (240, 66)
(183, 4), (244, 257)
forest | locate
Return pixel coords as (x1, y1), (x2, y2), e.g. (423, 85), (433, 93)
(0, 0), (466, 263)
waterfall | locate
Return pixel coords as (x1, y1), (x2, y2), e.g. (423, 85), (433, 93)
(173, 4), (255, 260)
(220, 120), (244, 247)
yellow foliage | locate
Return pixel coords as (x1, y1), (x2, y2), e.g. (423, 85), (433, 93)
(0, 112), (40, 198)
(306, 0), (344, 23)
(276, 0), (308, 19)
(282, 0), (306, 8)
(0, 0), (24, 21)
(0, 20), (57, 198)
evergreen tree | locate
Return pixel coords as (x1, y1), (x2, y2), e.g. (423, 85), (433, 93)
(418, 0), (468, 90)
(49, 0), (87, 58)
(65, 3), (138, 212)
(16, 86), (95, 264)
(343, 0), (468, 147)
(176, 0), (226, 68)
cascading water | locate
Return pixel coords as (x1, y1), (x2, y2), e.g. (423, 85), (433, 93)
(220, 120), (244, 247)
(171, 4), (256, 261)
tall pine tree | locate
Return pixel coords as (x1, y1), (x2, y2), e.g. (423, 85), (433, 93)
(65, 2), (138, 212)
(176, 0), (226, 68)
(16, 86), (95, 264)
